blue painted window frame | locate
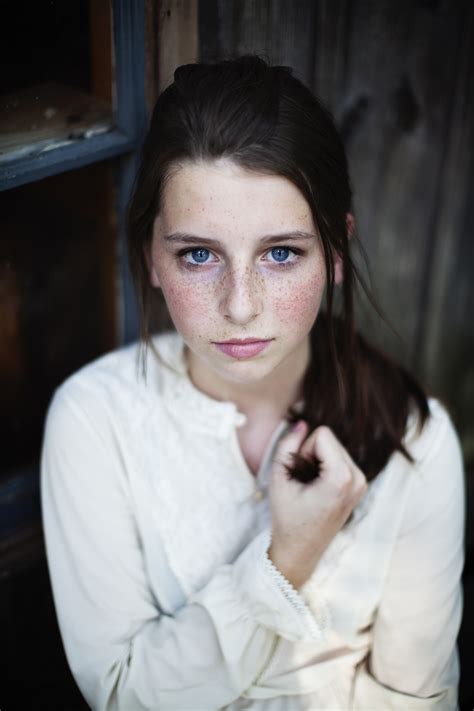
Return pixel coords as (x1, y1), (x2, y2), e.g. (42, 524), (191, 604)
(0, 0), (147, 193)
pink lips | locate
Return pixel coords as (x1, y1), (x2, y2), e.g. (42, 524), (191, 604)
(214, 339), (272, 359)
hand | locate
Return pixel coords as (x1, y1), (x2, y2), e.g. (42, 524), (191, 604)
(268, 421), (368, 588)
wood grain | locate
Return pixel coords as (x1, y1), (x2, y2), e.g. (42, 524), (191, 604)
(157, 0), (199, 91)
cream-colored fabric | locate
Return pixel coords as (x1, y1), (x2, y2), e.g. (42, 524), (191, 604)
(40, 331), (464, 711)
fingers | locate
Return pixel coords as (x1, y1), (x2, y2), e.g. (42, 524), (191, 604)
(274, 422), (367, 513)
(300, 425), (346, 470)
(272, 420), (309, 475)
(300, 425), (367, 497)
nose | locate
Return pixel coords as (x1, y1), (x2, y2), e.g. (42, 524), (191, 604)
(219, 265), (263, 325)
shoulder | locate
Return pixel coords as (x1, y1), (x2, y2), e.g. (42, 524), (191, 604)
(53, 331), (182, 407)
(404, 397), (462, 470)
(46, 330), (184, 435)
(395, 398), (465, 534)
(42, 331), (185, 494)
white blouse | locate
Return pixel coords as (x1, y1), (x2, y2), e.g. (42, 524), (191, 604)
(40, 331), (464, 710)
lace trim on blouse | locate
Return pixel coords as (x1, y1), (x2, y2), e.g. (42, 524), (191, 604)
(263, 538), (331, 640)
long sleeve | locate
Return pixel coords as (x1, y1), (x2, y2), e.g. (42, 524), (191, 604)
(40, 384), (323, 711)
(351, 403), (465, 710)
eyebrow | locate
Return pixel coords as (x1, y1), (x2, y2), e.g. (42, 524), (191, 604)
(163, 231), (317, 247)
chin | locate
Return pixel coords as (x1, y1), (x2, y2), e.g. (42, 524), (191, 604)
(211, 355), (282, 385)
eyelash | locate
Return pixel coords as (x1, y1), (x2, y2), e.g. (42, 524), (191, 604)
(176, 246), (305, 270)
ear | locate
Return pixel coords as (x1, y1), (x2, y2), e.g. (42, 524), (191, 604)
(145, 252), (161, 289)
(334, 212), (354, 285)
(143, 242), (161, 288)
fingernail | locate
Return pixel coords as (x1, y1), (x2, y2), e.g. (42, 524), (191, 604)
(292, 420), (305, 433)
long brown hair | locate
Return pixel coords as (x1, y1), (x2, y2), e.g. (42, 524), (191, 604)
(127, 55), (429, 482)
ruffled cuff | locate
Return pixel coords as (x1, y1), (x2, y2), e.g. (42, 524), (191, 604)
(232, 529), (331, 643)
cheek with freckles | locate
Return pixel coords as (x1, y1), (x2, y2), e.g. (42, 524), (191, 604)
(269, 270), (326, 333)
(159, 277), (218, 341)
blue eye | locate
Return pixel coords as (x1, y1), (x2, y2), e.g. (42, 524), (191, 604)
(189, 248), (210, 263)
(271, 247), (291, 262)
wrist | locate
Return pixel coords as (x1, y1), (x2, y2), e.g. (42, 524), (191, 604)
(268, 542), (320, 590)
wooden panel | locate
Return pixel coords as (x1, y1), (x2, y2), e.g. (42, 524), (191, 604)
(157, 0), (199, 91)
(89, 0), (113, 103)
(0, 162), (117, 483)
(416, 6), (474, 462)
(313, 1), (468, 370)
(199, 0), (317, 82)
(145, 0), (160, 111)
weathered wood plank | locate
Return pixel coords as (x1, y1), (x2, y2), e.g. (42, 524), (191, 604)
(157, 0), (199, 91)
(314, 1), (467, 369)
(199, 0), (317, 82)
(415, 5), (474, 462)
(145, 0), (160, 112)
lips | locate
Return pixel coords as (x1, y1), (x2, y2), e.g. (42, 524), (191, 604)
(214, 338), (272, 359)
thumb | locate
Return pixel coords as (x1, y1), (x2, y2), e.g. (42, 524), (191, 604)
(273, 420), (309, 473)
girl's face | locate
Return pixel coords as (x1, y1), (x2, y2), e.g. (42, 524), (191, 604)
(148, 158), (339, 391)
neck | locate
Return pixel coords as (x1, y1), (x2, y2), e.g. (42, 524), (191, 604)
(186, 337), (310, 421)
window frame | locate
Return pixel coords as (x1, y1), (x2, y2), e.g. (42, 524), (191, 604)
(0, 0), (147, 571)
(0, 0), (147, 193)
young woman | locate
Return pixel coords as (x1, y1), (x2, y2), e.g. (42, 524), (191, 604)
(41, 56), (464, 710)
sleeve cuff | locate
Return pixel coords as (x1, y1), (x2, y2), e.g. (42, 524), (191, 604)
(232, 529), (331, 643)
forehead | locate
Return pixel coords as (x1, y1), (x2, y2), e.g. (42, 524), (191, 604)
(158, 158), (315, 238)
